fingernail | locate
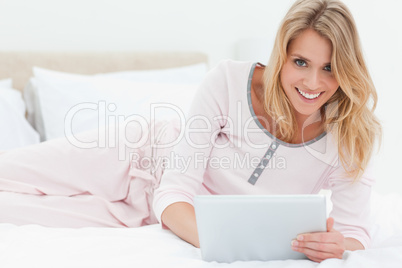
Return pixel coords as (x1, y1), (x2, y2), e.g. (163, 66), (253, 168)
(291, 240), (299, 246)
(297, 235), (304, 241)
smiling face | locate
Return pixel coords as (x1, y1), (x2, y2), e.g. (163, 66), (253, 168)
(280, 28), (339, 124)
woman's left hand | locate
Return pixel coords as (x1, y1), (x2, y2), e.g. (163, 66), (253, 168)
(291, 217), (345, 263)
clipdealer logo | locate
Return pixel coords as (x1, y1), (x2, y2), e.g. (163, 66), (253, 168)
(63, 100), (340, 167)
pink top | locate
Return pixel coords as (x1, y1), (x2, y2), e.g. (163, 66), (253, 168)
(152, 60), (374, 248)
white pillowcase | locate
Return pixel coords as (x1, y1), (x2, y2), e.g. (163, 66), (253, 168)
(96, 63), (208, 84)
(24, 64), (206, 141)
(0, 78), (12, 89)
(0, 80), (40, 150)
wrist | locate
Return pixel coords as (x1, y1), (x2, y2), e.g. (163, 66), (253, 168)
(344, 237), (365, 251)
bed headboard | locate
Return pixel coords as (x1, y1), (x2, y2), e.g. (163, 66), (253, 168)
(0, 51), (208, 91)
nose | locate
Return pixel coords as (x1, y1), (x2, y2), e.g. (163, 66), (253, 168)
(303, 69), (322, 91)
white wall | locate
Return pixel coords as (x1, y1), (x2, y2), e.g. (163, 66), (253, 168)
(0, 0), (295, 66)
(0, 0), (401, 195)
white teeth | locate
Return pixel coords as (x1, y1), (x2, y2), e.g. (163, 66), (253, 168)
(296, 87), (321, 99)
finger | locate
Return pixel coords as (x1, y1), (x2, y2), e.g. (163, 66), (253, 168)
(305, 254), (324, 263)
(327, 217), (334, 232)
(296, 232), (341, 244)
(292, 240), (344, 256)
(293, 245), (340, 260)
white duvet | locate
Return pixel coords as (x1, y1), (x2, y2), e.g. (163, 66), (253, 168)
(0, 191), (401, 268)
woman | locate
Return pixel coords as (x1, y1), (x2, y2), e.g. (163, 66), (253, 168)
(154, 0), (381, 262)
(0, 0), (380, 263)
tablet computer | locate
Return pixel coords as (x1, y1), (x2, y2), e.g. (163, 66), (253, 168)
(194, 194), (327, 263)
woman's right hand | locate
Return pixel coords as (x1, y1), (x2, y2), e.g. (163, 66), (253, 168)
(161, 202), (200, 248)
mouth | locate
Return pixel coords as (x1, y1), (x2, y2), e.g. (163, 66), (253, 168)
(295, 87), (322, 100)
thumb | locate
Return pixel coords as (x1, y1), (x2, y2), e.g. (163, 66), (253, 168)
(327, 217), (335, 232)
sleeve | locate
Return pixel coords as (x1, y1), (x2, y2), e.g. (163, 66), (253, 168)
(152, 61), (231, 224)
(325, 159), (375, 249)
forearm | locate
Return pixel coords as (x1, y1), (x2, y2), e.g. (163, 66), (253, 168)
(344, 237), (364, 251)
(161, 202), (200, 248)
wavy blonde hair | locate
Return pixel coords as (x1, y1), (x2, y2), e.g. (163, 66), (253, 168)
(263, 0), (381, 180)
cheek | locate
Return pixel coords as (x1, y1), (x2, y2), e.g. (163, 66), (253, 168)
(281, 63), (306, 88)
(280, 64), (295, 88)
(327, 78), (339, 92)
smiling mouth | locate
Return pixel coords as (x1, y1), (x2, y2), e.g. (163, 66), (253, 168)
(296, 87), (322, 100)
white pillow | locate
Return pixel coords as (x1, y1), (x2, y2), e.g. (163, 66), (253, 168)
(0, 85), (40, 150)
(0, 80), (26, 116)
(24, 64), (207, 141)
(96, 63), (208, 84)
(0, 78), (13, 89)
(26, 68), (200, 141)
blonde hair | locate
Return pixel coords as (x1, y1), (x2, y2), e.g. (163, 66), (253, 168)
(263, 0), (381, 180)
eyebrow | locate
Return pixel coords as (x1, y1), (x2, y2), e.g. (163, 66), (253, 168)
(290, 54), (331, 66)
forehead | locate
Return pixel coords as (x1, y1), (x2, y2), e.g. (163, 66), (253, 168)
(287, 29), (333, 64)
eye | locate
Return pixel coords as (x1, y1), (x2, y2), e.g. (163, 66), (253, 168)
(294, 59), (306, 67)
(324, 65), (332, 72)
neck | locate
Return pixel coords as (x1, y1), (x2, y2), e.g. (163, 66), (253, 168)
(293, 110), (324, 143)
(295, 110), (322, 129)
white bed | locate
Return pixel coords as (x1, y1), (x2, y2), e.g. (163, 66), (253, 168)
(0, 51), (401, 268)
(0, 191), (401, 268)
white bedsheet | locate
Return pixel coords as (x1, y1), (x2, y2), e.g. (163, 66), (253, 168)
(0, 191), (401, 268)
